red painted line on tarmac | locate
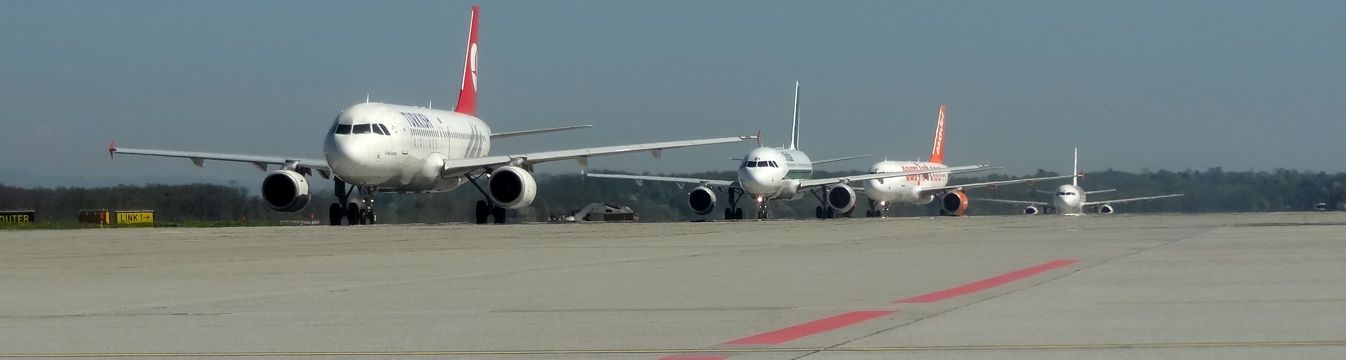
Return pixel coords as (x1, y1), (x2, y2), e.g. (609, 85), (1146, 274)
(894, 259), (1078, 304)
(723, 310), (896, 346)
(659, 355), (727, 360)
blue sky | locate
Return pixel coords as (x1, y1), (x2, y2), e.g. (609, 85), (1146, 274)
(1, 0), (1343, 188)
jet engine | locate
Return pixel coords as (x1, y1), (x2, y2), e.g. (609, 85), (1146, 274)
(826, 186), (857, 213)
(1023, 206), (1040, 215)
(261, 170), (311, 212)
(1097, 204), (1115, 214)
(687, 186), (717, 215)
(488, 166), (538, 209)
(939, 190), (969, 216)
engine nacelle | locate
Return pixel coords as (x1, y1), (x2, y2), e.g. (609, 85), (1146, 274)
(261, 170), (311, 212)
(826, 186), (857, 213)
(1023, 206), (1040, 215)
(488, 166), (538, 209)
(687, 186), (717, 215)
(939, 190), (969, 216)
(1097, 204), (1115, 214)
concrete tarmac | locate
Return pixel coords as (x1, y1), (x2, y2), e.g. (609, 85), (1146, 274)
(1, 213), (1344, 359)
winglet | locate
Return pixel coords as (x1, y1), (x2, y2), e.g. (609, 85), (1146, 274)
(755, 128), (762, 147)
(454, 5), (481, 116)
(108, 141), (116, 159)
(928, 103), (947, 164)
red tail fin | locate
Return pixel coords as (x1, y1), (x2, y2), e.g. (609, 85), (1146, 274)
(454, 5), (480, 116)
(928, 103), (947, 164)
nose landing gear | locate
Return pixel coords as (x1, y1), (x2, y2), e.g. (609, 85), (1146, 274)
(328, 179), (377, 225)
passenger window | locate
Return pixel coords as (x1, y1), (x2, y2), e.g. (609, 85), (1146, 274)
(335, 124), (352, 134)
(353, 124), (372, 134)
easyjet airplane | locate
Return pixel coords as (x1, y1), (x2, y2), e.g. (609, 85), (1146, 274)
(109, 6), (753, 225)
(858, 104), (1077, 217)
(588, 83), (988, 220)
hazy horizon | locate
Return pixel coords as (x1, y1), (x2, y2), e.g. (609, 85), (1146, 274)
(3, 0), (1343, 192)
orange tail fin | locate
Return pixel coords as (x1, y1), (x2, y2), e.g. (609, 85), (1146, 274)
(454, 5), (481, 116)
(928, 103), (947, 164)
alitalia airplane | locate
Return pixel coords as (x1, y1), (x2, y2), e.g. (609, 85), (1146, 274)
(587, 83), (989, 220)
(858, 104), (1078, 217)
(979, 148), (1185, 215)
(109, 5), (753, 225)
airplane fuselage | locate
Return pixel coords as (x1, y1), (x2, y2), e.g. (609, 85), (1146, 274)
(862, 160), (950, 205)
(737, 147), (813, 201)
(324, 102), (490, 192)
(1052, 184), (1086, 215)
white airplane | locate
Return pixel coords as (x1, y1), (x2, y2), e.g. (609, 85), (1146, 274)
(109, 5), (754, 225)
(858, 104), (1078, 217)
(587, 83), (988, 220)
(979, 148), (1184, 215)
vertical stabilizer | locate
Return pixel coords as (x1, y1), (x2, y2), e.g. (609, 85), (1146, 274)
(454, 5), (481, 116)
(928, 104), (947, 164)
(1072, 147), (1079, 186)
(788, 81), (800, 150)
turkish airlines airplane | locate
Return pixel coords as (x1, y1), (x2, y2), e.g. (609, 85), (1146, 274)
(109, 6), (753, 225)
(979, 148), (1184, 215)
(587, 83), (988, 220)
(858, 104), (1077, 217)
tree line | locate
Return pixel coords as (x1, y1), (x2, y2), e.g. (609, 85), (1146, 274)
(2, 167), (1343, 225)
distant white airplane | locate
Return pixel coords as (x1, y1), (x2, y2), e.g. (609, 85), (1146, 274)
(859, 104), (1077, 217)
(587, 82), (989, 220)
(110, 5), (754, 225)
(979, 148), (1184, 215)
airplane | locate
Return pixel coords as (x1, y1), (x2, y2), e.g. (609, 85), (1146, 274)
(586, 82), (989, 220)
(858, 104), (1078, 217)
(108, 5), (755, 225)
(978, 148), (1184, 215)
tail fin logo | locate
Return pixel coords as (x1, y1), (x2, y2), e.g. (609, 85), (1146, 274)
(929, 103), (947, 164)
(468, 43), (478, 91)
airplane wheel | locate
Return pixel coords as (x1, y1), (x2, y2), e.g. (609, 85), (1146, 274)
(329, 203), (344, 225)
(733, 208), (743, 219)
(724, 208), (734, 220)
(475, 200), (489, 224)
(825, 208), (835, 219)
(346, 203), (361, 225)
(492, 206), (507, 224)
(757, 210), (768, 220)
(364, 210), (376, 225)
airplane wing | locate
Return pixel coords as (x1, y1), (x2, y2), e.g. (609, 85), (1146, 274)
(490, 125), (592, 140)
(797, 164), (988, 188)
(974, 198), (1051, 206)
(1083, 193), (1184, 206)
(1086, 188), (1118, 195)
(440, 136), (756, 173)
(812, 154), (872, 165)
(585, 173), (735, 187)
(918, 174), (1079, 195)
(110, 144), (332, 177)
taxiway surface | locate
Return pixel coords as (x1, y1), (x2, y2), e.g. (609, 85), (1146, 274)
(1, 213), (1344, 359)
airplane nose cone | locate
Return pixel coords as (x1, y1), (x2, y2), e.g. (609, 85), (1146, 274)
(325, 134), (374, 178)
(739, 168), (775, 194)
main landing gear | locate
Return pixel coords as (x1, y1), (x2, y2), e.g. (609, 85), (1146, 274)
(808, 188), (849, 219)
(467, 173), (508, 224)
(723, 188), (746, 220)
(328, 179), (377, 226)
(864, 199), (887, 218)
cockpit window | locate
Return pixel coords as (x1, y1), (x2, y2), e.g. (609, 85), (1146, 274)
(377, 124), (391, 135)
(745, 161), (757, 168)
(769, 161), (779, 168)
(353, 124), (372, 134)
(335, 124), (352, 134)
(373, 124), (386, 135)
